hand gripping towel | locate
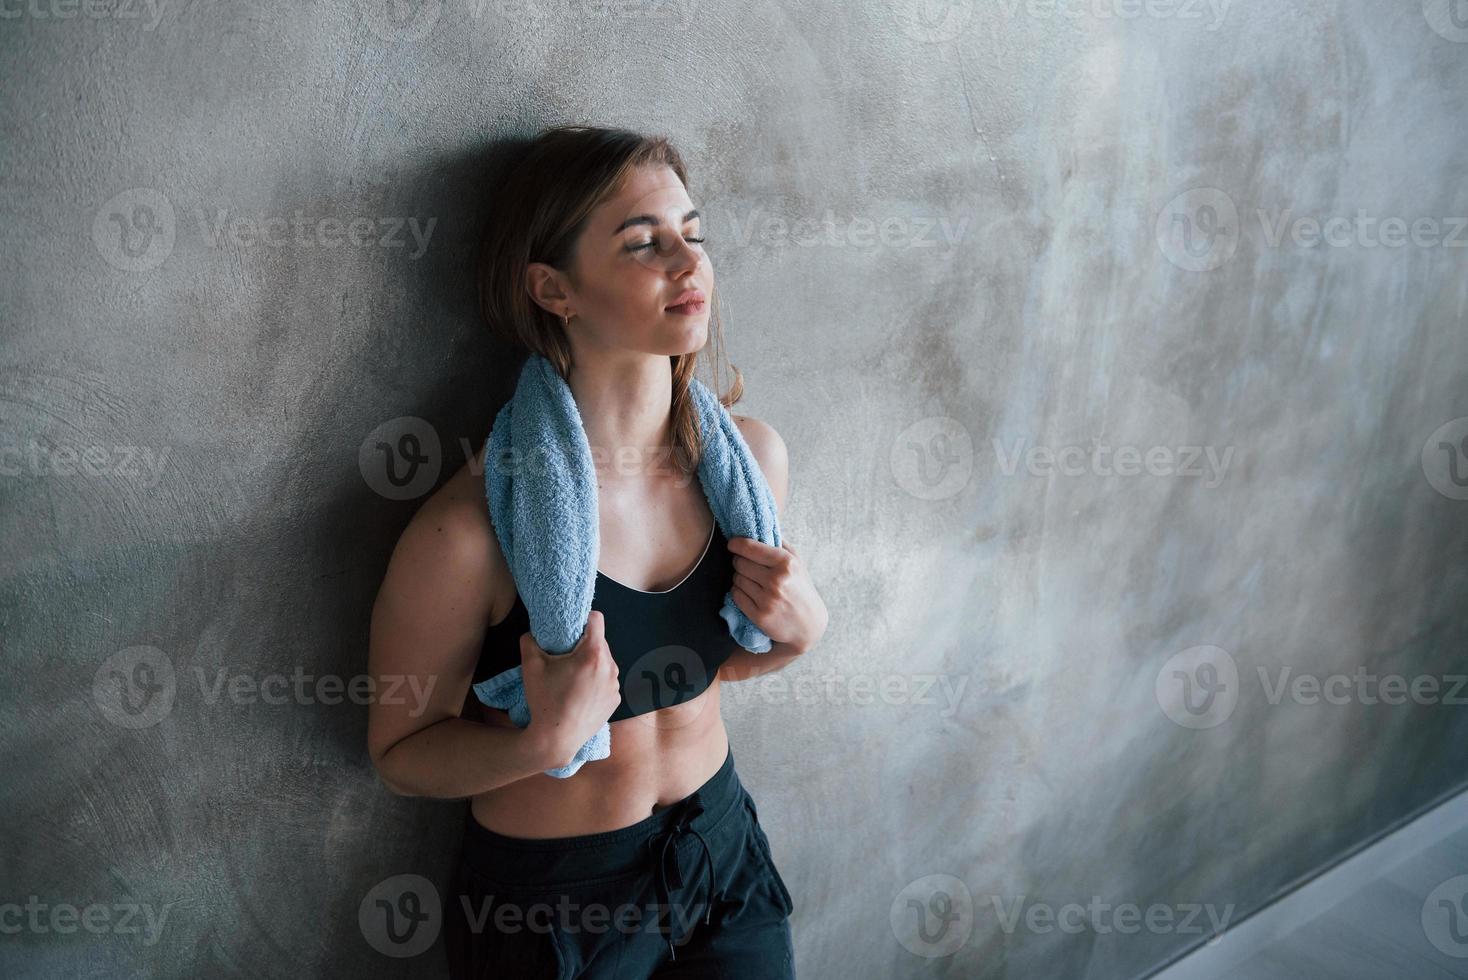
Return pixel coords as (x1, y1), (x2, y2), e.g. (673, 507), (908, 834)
(473, 352), (782, 778)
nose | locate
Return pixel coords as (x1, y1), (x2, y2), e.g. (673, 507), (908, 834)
(662, 231), (705, 276)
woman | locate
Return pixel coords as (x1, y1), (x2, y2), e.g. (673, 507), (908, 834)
(366, 125), (829, 979)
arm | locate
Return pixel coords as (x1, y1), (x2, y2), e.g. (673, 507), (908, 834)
(719, 416), (828, 683)
(720, 642), (808, 682)
(366, 460), (566, 799)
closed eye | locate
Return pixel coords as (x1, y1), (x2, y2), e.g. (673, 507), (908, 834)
(629, 235), (705, 252)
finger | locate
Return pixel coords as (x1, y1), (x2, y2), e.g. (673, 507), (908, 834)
(731, 580), (758, 616)
(731, 555), (777, 590)
(584, 609), (605, 637)
(733, 570), (767, 602)
(727, 535), (784, 568)
(519, 630), (542, 663)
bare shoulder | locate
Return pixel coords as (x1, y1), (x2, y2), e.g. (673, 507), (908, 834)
(732, 414), (789, 511)
(376, 445), (514, 626)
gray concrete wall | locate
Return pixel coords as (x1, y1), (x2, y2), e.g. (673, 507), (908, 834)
(3, 1), (1467, 977)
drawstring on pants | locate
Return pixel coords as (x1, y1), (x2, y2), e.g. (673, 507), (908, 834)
(645, 794), (717, 961)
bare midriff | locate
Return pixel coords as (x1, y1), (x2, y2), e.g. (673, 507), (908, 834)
(468, 678), (731, 839)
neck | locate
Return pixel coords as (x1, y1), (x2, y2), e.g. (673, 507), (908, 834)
(565, 351), (675, 482)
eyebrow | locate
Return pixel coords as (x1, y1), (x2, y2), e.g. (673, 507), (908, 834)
(612, 208), (700, 235)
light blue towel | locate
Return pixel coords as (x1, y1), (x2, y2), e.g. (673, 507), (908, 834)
(474, 353), (782, 778)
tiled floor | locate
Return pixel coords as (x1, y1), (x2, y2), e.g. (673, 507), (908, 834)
(1150, 793), (1468, 979)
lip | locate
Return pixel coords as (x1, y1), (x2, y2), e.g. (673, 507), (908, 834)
(665, 289), (706, 314)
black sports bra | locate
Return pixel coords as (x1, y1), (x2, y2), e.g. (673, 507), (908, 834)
(474, 522), (740, 722)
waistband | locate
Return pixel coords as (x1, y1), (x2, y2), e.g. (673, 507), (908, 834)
(459, 745), (742, 890)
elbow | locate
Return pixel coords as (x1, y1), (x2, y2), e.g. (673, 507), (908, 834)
(377, 771), (415, 798)
(369, 744), (416, 798)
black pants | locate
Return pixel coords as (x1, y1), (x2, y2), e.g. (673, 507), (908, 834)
(444, 746), (796, 979)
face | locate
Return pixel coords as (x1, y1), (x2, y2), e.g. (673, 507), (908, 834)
(526, 163), (713, 358)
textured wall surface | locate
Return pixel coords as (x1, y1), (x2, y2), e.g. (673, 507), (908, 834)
(3, 1), (1467, 977)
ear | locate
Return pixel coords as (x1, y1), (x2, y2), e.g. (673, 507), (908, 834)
(525, 261), (572, 318)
